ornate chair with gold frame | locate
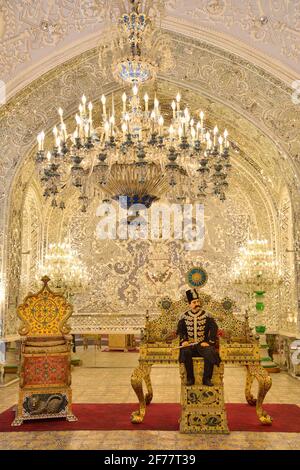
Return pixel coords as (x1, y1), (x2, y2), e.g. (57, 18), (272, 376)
(12, 276), (77, 426)
(130, 291), (272, 430)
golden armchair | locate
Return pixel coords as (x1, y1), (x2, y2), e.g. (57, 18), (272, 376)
(12, 276), (77, 425)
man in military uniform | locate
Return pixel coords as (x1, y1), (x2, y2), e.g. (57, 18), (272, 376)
(177, 289), (221, 386)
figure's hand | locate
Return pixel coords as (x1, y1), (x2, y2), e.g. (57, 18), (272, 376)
(182, 341), (190, 347)
(164, 331), (177, 341)
(200, 342), (209, 347)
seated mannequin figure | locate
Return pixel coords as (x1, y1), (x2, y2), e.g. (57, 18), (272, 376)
(177, 289), (221, 386)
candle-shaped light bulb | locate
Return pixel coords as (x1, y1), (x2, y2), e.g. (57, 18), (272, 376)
(196, 121), (201, 139)
(133, 84), (138, 96)
(178, 126), (183, 138)
(104, 121), (109, 140)
(122, 92), (127, 112)
(40, 131), (45, 151)
(101, 95), (106, 119)
(224, 129), (229, 147)
(58, 108), (64, 123)
(144, 93), (149, 111)
(37, 133), (42, 151)
(79, 104), (83, 115)
(47, 151), (51, 162)
(75, 114), (81, 126)
(218, 136), (223, 152)
(81, 96), (86, 114)
(171, 100), (176, 118)
(121, 122), (127, 138)
(176, 93), (181, 111)
(88, 101), (93, 120)
(213, 126), (218, 146)
(61, 122), (67, 141)
(109, 116), (114, 136)
(200, 110), (204, 128)
(191, 127), (196, 141)
(150, 110), (155, 132)
(53, 126), (58, 138)
(158, 116), (164, 135)
(154, 97), (159, 109)
(190, 118), (194, 127)
(124, 113), (130, 132)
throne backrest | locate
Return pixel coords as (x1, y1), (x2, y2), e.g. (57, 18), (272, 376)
(17, 276), (73, 338)
(144, 291), (254, 344)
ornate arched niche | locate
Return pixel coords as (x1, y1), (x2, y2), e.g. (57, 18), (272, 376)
(1, 34), (299, 337)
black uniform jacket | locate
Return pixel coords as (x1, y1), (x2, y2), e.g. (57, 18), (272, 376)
(176, 311), (219, 362)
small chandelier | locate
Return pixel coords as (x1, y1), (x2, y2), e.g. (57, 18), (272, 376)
(98, 0), (174, 85)
(232, 239), (282, 290)
(38, 242), (90, 297)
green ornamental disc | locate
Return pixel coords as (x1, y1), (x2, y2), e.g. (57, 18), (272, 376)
(186, 267), (208, 288)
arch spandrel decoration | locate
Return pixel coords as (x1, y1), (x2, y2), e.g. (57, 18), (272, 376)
(0, 32), (299, 336)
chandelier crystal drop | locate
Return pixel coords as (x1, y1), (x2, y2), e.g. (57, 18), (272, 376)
(36, 86), (231, 209)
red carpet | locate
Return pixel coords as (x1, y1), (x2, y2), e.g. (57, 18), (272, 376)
(1, 403), (299, 432)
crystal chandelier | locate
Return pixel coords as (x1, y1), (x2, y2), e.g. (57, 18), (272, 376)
(36, 85), (231, 209)
(35, 1), (231, 209)
(232, 239), (281, 291)
(98, 0), (173, 85)
(38, 242), (90, 298)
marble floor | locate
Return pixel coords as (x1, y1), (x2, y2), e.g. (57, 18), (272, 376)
(0, 349), (299, 450)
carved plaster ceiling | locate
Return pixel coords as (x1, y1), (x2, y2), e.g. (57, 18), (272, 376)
(0, 0), (299, 99)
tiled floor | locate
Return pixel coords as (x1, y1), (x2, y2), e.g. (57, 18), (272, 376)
(0, 349), (299, 450)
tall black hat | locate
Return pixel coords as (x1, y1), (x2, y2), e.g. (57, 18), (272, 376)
(186, 289), (199, 303)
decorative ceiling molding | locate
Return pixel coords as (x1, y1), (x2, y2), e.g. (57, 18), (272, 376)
(1, 1), (299, 101)
(162, 17), (298, 84)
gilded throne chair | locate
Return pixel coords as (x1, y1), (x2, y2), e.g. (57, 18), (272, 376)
(130, 292), (272, 432)
(12, 276), (77, 426)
